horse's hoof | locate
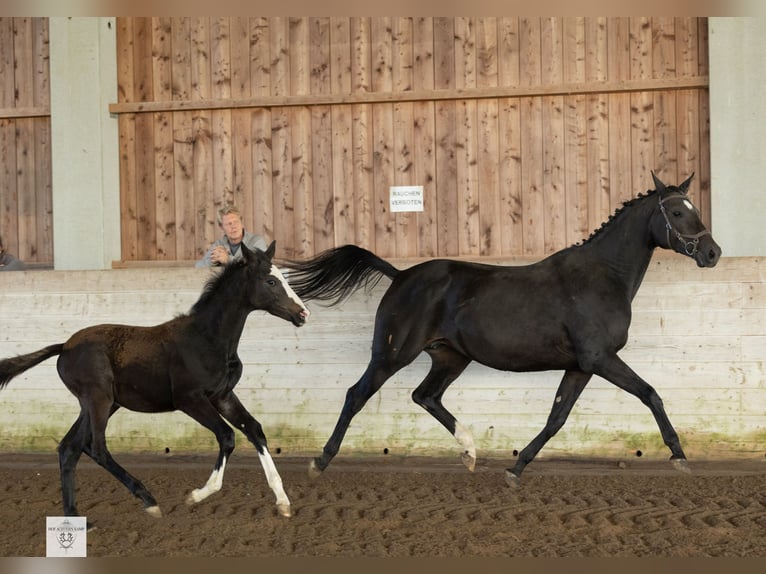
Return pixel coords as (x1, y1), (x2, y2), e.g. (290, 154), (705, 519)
(145, 505), (162, 518)
(461, 450), (476, 472)
(505, 469), (521, 488)
(308, 459), (324, 480)
(671, 457), (691, 474)
(277, 503), (292, 518)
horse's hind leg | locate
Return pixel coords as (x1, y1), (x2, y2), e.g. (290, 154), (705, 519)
(213, 392), (291, 517)
(82, 395), (161, 516)
(506, 370), (592, 487)
(412, 347), (473, 469)
(311, 359), (402, 477)
(58, 411), (89, 516)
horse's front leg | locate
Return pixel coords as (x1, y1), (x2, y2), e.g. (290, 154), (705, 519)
(213, 392), (291, 517)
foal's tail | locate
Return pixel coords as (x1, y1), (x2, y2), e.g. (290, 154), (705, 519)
(282, 245), (399, 306)
(0, 344), (64, 390)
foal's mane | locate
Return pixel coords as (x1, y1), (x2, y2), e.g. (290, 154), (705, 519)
(574, 187), (659, 248)
(190, 256), (259, 314)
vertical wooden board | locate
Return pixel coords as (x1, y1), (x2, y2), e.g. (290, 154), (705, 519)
(14, 124), (36, 261)
(131, 18), (153, 102)
(563, 18), (585, 84)
(519, 18), (542, 87)
(250, 17), (271, 97)
(229, 17), (251, 99)
(675, 17), (699, 78)
(231, 109), (253, 232)
(119, 114), (138, 260)
(476, 17), (498, 89)
(497, 17), (519, 87)
(211, 109), (233, 208)
(269, 18), (290, 96)
(33, 117), (52, 263)
(372, 103), (395, 256)
(312, 105), (334, 253)
(543, 96), (566, 253)
(498, 98), (522, 256)
(250, 108), (274, 242)
(330, 18), (351, 95)
(0, 18), (14, 106)
(0, 119), (19, 255)
(31, 18), (49, 107)
(271, 107), (294, 256)
(371, 17), (393, 93)
(520, 97), (544, 256)
(210, 19), (234, 210)
(292, 106), (313, 257)
(309, 17), (331, 96)
(477, 99), (501, 256)
(172, 112), (196, 259)
(652, 17), (676, 79)
(653, 90), (678, 181)
(192, 111), (214, 251)
(393, 101), (417, 257)
(290, 17), (310, 96)
(152, 18), (175, 260)
(433, 17), (455, 90)
(352, 104), (374, 248)
(170, 17), (191, 101)
(393, 17), (413, 92)
(434, 101), (458, 256)
(697, 88), (711, 228)
(190, 17), (211, 102)
(607, 18), (630, 81)
(135, 112), (156, 259)
(332, 104), (354, 246)
(676, 90), (700, 201)
(210, 18), (231, 99)
(413, 101), (437, 257)
(412, 17), (434, 92)
(541, 17), (563, 85)
(564, 95), (589, 246)
(154, 112), (176, 259)
(116, 18), (135, 102)
(606, 19), (632, 209)
(350, 17), (371, 93)
(630, 17), (655, 198)
(456, 99), (479, 255)
(586, 94), (611, 229)
(454, 17), (476, 90)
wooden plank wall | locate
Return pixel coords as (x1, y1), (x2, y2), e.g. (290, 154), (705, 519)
(0, 18), (52, 265)
(0, 254), (763, 461)
(111, 17), (711, 263)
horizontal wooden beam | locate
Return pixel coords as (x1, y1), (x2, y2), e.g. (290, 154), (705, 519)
(0, 106), (50, 119)
(108, 76), (709, 115)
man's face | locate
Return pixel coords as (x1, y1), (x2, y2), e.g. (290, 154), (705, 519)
(221, 213), (245, 244)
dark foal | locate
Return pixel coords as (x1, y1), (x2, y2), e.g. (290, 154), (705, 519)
(284, 173), (721, 485)
(0, 241), (309, 518)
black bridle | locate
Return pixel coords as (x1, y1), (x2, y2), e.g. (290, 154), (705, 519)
(658, 193), (711, 256)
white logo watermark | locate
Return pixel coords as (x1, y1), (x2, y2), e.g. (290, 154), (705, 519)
(46, 516), (87, 557)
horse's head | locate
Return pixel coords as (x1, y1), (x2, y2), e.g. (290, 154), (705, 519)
(242, 241), (310, 327)
(650, 172), (722, 268)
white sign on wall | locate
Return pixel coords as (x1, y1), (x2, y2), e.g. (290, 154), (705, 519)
(389, 186), (424, 213)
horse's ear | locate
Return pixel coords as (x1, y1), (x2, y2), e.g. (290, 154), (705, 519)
(678, 172), (695, 195)
(265, 240), (276, 260)
(651, 171), (666, 192)
(240, 242), (253, 263)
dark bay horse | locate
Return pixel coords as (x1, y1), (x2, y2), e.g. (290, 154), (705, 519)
(0, 241), (309, 518)
(284, 173), (721, 486)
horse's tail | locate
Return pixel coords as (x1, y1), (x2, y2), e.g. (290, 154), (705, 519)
(282, 245), (399, 306)
(0, 344), (64, 390)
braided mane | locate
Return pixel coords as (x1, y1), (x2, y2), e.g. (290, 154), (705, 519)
(573, 187), (659, 248)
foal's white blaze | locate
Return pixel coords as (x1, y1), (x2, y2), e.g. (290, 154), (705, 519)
(271, 265), (310, 320)
(454, 421), (477, 472)
(258, 448), (291, 517)
(187, 457), (227, 504)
